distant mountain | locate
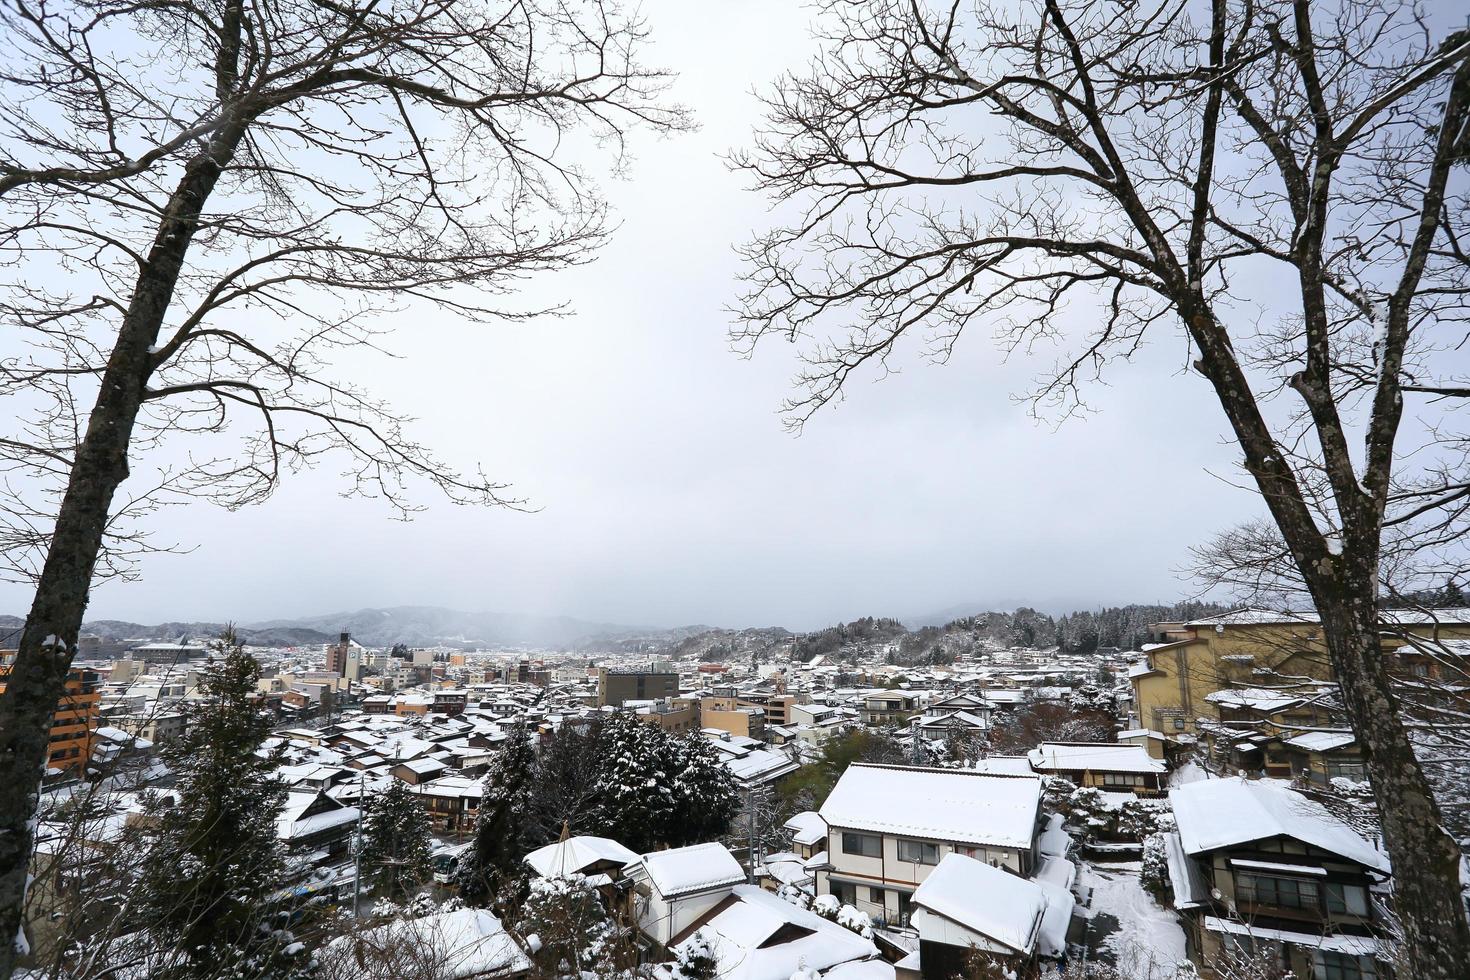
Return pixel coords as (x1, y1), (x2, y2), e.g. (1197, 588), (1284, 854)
(1, 605), (649, 650)
(244, 605), (646, 648)
(0, 614), (333, 649)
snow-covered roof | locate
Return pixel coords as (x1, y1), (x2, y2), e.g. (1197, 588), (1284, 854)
(1202, 915), (1379, 955)
(637, 842), (745, 898)
(1162, 832), (1208, 910)
(1170, 778), (1389, 872)
(1283, 730), (1356, 753)
(783, 811), (827, 847)
(524, 835), (640, 878)
(1027, 742), (1166, 775)
(970, 755), (1036, 776)
(722, 748), (800, 785)
(1187, 606), (1470, 629)
(820, 765), (1041, 850)
(673, 884), (876, 980)
(912, 854), (1046, 955)
(1203, 688), (1305, 712)
(324, 907), (531, 979)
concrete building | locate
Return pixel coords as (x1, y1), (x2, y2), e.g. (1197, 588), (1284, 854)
(0, 660), (101, 779)
(597, 666), (677, 707)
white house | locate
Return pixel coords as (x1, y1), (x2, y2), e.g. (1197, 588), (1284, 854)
(814, 764), (1043, 926)
(626, 842), (747, 950)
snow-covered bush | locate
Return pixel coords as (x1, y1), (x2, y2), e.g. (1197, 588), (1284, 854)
(1140, 832), (1170, 894)
(1117, 798), (1175, 841)
(777, 883), (812, 909)
(836, 904), (874, 939)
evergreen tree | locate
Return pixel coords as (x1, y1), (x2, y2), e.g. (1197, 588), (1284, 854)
(665, 730), (739, 847)
(135, 630), (308, 979)
(359, 778), (432, 900)
(458, 723), (536, 906)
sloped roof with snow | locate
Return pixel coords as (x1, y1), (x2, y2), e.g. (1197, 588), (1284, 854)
(675, 884), (876, 980)
(783, 811), (827, 847)
(820, 764), (1041, 849)
(912, 854), (1045, 954)
(638, 842), (746, 897)
(524, 835), (639, 878)
(1170, 778), (1388, 872)
(1027, 742), (1166, 774)
(325, 907), (530, 979)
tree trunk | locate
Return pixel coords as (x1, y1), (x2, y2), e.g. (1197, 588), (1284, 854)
(1316, 588), (1470, 977)
(0, 122), (245, 979)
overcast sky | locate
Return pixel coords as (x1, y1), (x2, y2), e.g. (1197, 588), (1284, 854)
(1, 0), (1267, 631)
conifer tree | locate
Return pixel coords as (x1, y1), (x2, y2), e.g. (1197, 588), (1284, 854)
(359, 778), (432, 901)
(458, 723), (536, 906)
(135, 630), (309, 979)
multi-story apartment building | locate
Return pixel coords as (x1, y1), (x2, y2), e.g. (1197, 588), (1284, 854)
(813, 764), (1043, 927)
(1129, 608), (1470, 736)
(860, 691), (921, 727)
(0, 660), (101, 779)
(597, 666), (678, 707)
(1166, 777), (1389, 980)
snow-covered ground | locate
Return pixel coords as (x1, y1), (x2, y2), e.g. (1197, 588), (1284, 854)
(1170, 761), (1209, 785)
(1079, 860), (1188, 979)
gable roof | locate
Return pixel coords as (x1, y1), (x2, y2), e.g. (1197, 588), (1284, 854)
(1170, 778), (1388, 872)
(524, 835), (640, 878)
(912, 854), (1045, 955)
(637, 842), (745, 898)
(673, 884), (876, 980)
(819, 764), (1041, 849)
(1027, 742), (1166, 774)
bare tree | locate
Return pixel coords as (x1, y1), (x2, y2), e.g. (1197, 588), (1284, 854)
(733, 0), (1470, 974)
(0, 0), (686, 972)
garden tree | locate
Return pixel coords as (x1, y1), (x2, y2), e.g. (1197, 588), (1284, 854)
(670, 929), (719, 980)
(133, 632), (309, 980)
(514, 873), (634, 980)
(0, 0), (686, 968)
(775, 727), (906, 812)
(988, 701), (1115, 754)
(523, 717), (611, 844)
(359, 779), (433, 901)
(590, 713), (738, 853)
(458, 724), (537, 908)
(736, 1), (1470, 970)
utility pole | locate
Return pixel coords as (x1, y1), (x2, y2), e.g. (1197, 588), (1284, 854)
(746, 782), (760, 884)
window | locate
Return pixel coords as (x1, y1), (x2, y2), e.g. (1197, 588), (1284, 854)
(866, 886), (885, 904)
(1173, 718), (1186, 731)
(1313, 951), (1378, 980)
(842, 832), (882, 858)
(1325, 882), (1370, 917)
(830, 880), (857, 905)
(896, 891), (913, 926)
(897, 839), (941, 865)
(1236, 872), (1319, 910)
(1326, 760), (1367, 782)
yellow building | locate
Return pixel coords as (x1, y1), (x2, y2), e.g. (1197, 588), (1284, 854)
(1129, 608), (1470, 737)
(0, 660), (101, 779)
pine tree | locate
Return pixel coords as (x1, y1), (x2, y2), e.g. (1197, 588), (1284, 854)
(458, 723), (536, 906)
(135, 630), (309, 979)
(359, 778), (432, 900)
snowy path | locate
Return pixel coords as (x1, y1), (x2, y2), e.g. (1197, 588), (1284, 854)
(1079, 860), (1188, 979)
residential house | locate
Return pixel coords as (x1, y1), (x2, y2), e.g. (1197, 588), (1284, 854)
(861, 691), (920, 727)
(276, 789), (359, 865)
(625, 841), (747, 953)
(814, 764), (1043, 927)
(1025, 742), (1168, 795)
(413, 775), (483, 834)
(668, 884), (880, 980)
(909, 854), (1070, 980)
(1166, 778), (1389, 980)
